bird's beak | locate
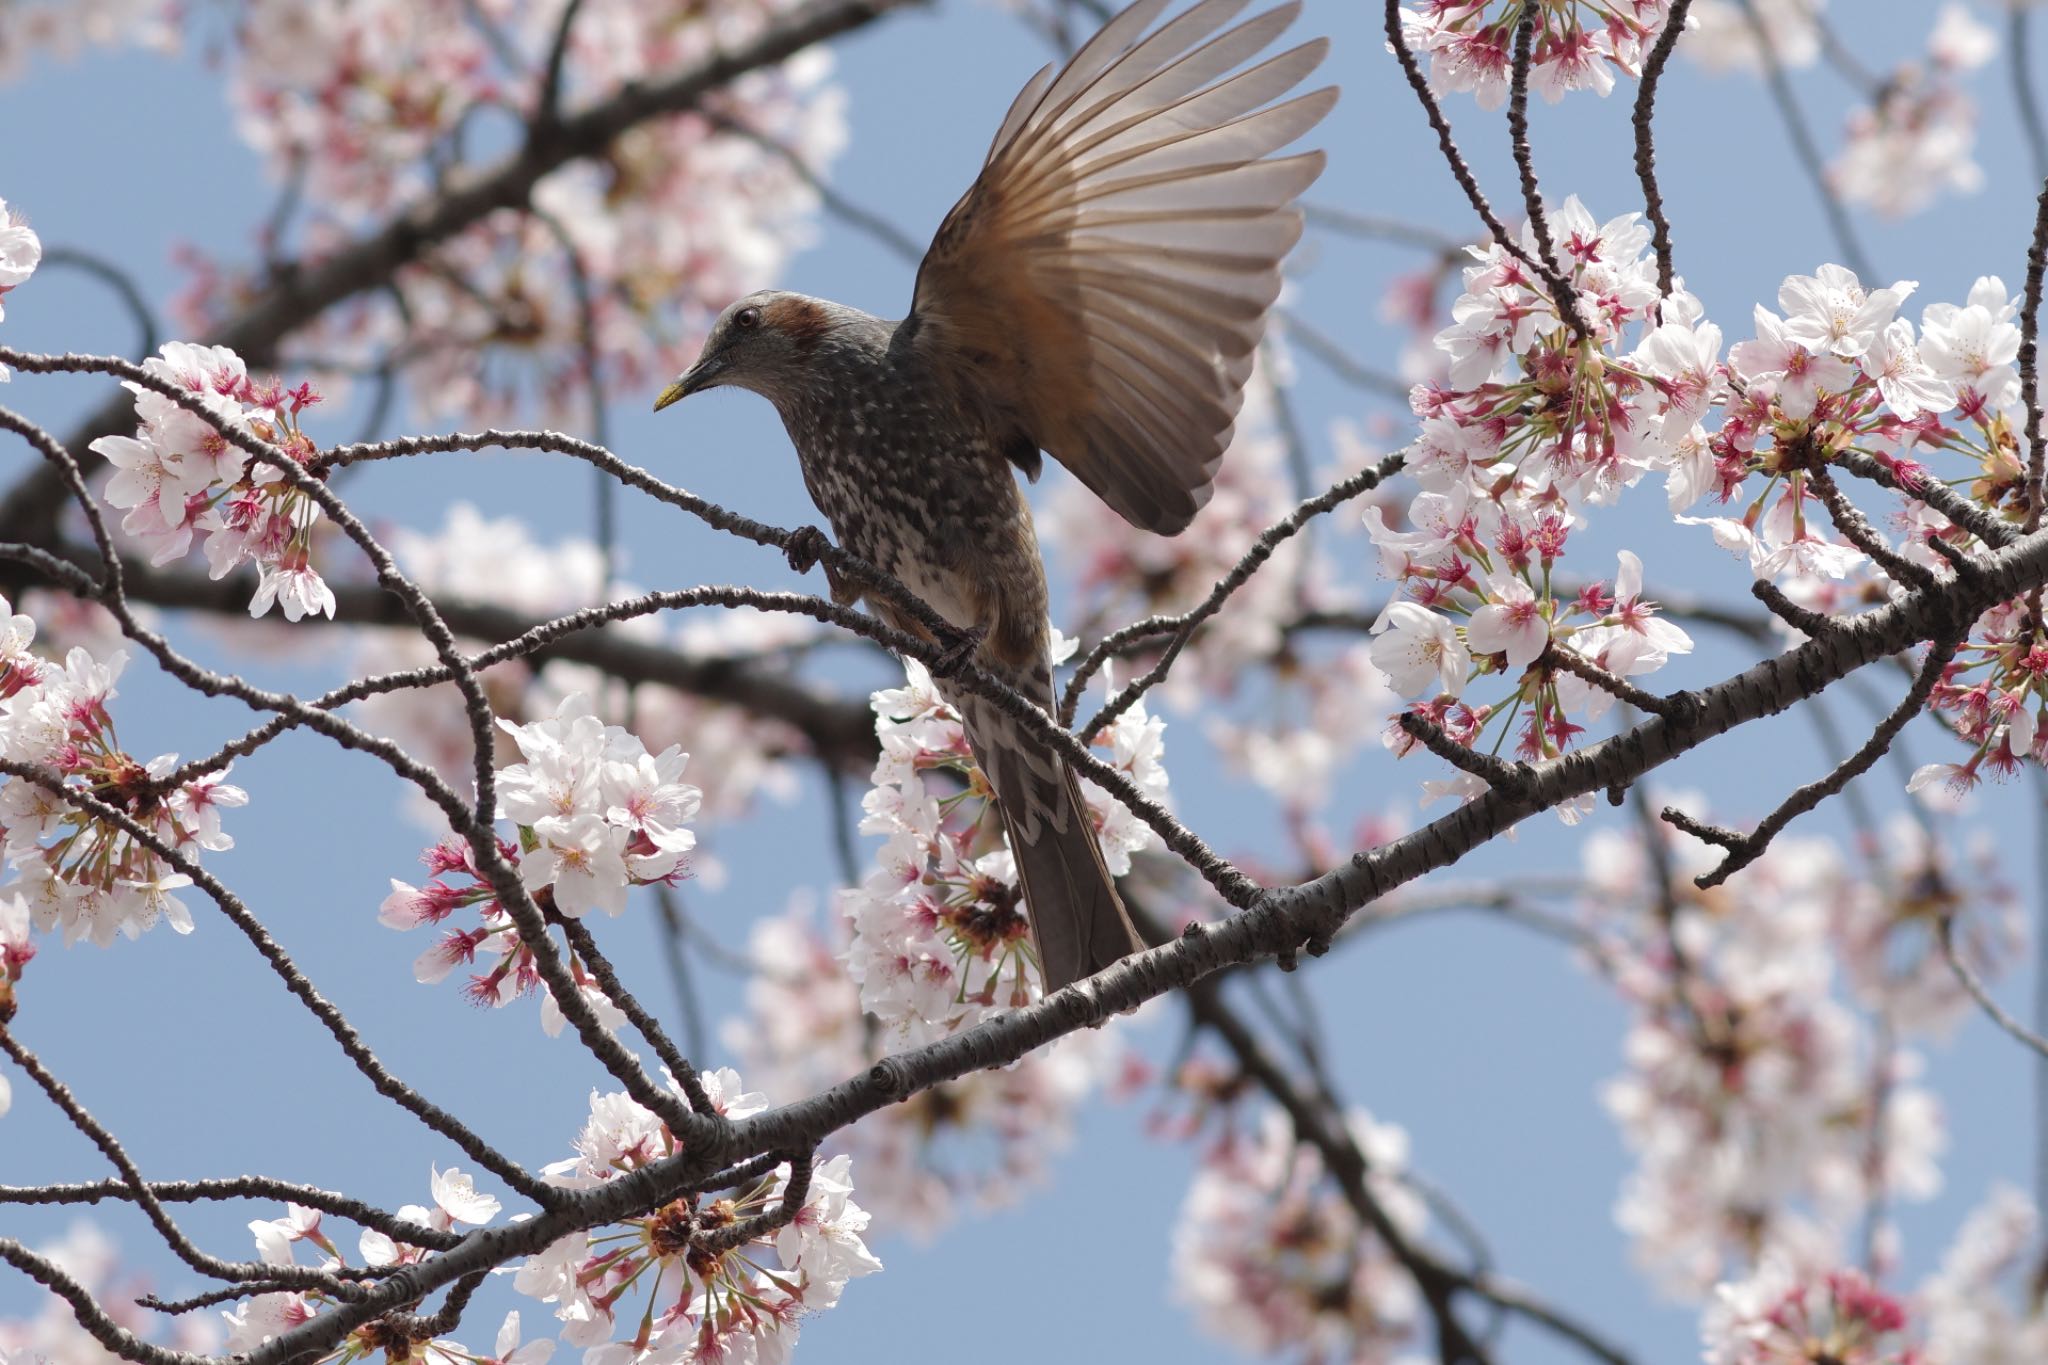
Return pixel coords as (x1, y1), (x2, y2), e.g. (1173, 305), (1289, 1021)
(653, 356), (723, 411)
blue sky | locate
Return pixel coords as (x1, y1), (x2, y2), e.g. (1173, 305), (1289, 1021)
(2, 3), (2045, 1363)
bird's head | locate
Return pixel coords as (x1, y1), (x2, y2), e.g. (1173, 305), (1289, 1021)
(654, 290), (835, 410)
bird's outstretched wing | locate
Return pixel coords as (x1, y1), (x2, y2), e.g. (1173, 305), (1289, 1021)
(907, 0), (1335, 535)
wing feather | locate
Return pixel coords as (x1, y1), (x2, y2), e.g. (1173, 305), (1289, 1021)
(908, 0), (1333, 534)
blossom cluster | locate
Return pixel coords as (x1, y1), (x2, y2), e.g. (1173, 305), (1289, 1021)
(379, 693), (699, 1031)
(1568, 810), (2048, 1359)
(514, 1069), (881, 1364)
(1171, 1106), (1427, 1363)
(1397, 0), (1681, 107)
(1701, 1181), (2048, 1362)
(1579, 808), (2026, 1299)
(1399, 0), (1995, 230)
(0, 196), (38, 377)
(89, 342), (334, 621)
(1359, 199), (1700, 808)
(0, 1222), (218, 1363)
(0, 595), (245, 954)
(844, 659), (1165, 1045)
(1831, 5), (1995, 219)
(222, 1167), (512, 1364)
(1693, 268), (2046, 797)
(726, 657), (1144, 1237)
(728, 899), (1115, 1238)
(0, 1), (175, 81)
(1362, 186), (2048, 803)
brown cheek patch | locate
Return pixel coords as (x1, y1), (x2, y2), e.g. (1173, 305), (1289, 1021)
(764, 297), (831, 354)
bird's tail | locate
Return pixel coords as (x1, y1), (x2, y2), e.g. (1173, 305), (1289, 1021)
(1001, 760), (1144, 993)
(949, 688), (1145, 993)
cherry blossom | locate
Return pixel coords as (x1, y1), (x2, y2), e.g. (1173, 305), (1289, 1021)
(1172, 1107), (1426, 1362)
(0, 1223), (219, 1360)
(1919, 275), (2021, 412)
(516, 1071), (880, 1362)
(89, 342), (332, 618)
(1862, 320), (1956, 421)
(1582, 819), (1948, 1293)
(0, 196), (39, 379)
(1397, 2), (1682, 108)
(378, 692), (700, 1030)
(497, 693), (699, 910)
(0, 597), (246, 951)
(1832, 5), (1996, 219)
(726, 898), (1116, 1237)
(1776, 265), (1916, 362)
(1464, 572), (1550, 669)
(1702, 1259), (1912, 1365)
(1685, 0), (1822, 74)
(843, 659), (1168, 1045)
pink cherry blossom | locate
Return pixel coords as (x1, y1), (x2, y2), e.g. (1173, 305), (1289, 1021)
(1465, 574), (1551, 669)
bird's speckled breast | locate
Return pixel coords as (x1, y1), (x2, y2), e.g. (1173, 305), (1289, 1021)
(770, 327), (1049, 654)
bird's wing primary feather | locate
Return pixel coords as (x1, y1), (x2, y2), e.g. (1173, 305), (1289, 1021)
(907, 0), (1334, 534)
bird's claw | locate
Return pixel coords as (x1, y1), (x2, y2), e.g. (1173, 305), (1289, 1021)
(784, 525), (832, 576)
(929, 623), (988, 680)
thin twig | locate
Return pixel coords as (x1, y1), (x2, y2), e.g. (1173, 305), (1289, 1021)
(1506, 8), (1583, 340)
(1660, 633), (1962, 888)
(1808, 466), (1936, 591)
(1630, 0), (1697, 302)
(0, 1027), (369, 1297)
(535, 0), (590, 129)
(1381, 0), (1546, 280)
(1940, 911), (2048, 1060)
(1069, 451), (1408, 734)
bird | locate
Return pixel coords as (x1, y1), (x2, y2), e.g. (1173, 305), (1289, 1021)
(654, 0), (1334, 992)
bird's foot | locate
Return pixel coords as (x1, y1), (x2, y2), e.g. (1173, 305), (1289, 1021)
(929, 623), (988, 680)
(784, 524), (833, 576)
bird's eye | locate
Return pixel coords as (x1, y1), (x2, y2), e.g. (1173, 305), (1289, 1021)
(734, 306), (762, 331)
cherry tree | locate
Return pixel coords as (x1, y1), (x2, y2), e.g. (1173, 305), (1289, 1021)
(1, 1), (2046, 1363)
